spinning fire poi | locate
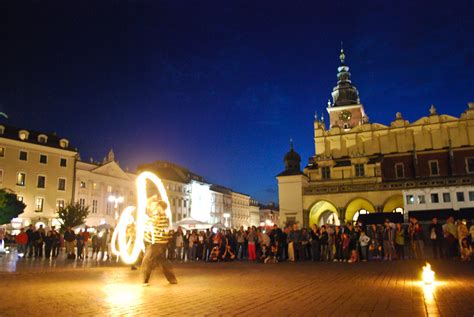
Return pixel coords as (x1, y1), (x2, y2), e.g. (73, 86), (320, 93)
(111, 171), (177, 285)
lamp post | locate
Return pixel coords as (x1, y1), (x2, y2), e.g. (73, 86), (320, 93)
(108, 195), (124, 225)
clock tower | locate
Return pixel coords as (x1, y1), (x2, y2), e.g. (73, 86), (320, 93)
(326, 48), (367, 130)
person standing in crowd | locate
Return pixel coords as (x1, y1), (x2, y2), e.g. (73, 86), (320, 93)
(175, 227), (184, 261)
(15, 228), (28, 257)
(100, 229), (109, 260)
(32, 226), (42, 258)
(413, 222), (425, 259)
(341, 232), (350, 262)
(64, 227), (76, 259)
(310, 224), (320, 262)
(444, 216), (458, 258)
(382, 220), (395, 261)
(281, 226), (289, 261)
(457, 220), (469, 251)
(333, 225), (342, 262)
(429, 217), (444, 259)
(394, 223), (405, 260)
(359, 231), (370, 262)
(25, 224), (35, 258)
(469, 221), (474, 248)
(247, 226), (257, 261)
(236, 226), (246, 260)
(44, 231), (55, 259)
(50, 226), (60, 258)
(91, 233), (100, 260)
(82, 227), (90, 259)
(460, 238), (472, 262)
(319, 226), (329, 261)
(76, 229), (85, 260)
(299, 228), (309, 261)
(167, 229), (176, 260)
(197, 231), (206, 261)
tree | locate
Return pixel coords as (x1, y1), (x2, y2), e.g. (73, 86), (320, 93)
(57, 202), (90, 231)
(0, 189), (26, 225)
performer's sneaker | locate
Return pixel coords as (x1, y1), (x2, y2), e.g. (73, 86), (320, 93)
(142, 283), (149, 287)
(169, 279), (178, 284)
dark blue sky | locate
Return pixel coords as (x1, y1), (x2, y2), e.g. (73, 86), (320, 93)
(3, 1), (473, 203)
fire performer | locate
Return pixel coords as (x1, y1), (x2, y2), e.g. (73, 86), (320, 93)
(141, 195), (177, 286)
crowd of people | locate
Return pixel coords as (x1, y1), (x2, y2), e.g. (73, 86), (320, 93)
(1, 216), (473, 263)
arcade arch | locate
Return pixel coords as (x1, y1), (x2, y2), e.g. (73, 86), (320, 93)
(383, 194), (404, 214)
(309, 200), (341, 227)
(344, 198), (376, 223)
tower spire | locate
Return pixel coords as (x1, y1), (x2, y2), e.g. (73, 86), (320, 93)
(340, 41), (345, 64)
(289, 138), (294, 150)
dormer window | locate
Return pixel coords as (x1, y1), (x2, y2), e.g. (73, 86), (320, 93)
(59, 138), (69, 149)
(38, 134), (48, 144)
(19, 130), (29, 140)
(0, 125), (4, 135)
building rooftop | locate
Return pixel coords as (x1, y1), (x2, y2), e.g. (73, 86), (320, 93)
(0, 123), (76, 152)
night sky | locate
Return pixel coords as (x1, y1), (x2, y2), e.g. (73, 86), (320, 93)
(3, 1), (474, 203)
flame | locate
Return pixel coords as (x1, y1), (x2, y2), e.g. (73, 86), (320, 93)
(422, 262), (435, 284)
(111, 171), (172, 264)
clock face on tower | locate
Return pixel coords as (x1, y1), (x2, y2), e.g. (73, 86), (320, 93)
(339, 110), (352, 122)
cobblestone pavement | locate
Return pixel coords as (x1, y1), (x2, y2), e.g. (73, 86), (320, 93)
(0, 254), (473, 316)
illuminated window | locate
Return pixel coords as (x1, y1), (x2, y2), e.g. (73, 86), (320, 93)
(443, 192), (451, 203)
(19, 131), (29, 140)
(38, 135), (48, 143)
(58, 178), (66, 191)
(418, 195), (426, 204)
(469, 191), (474, 201)
(92, 200), (98, 213)
(80, 181), (86, 188)
(107, 185), (112, 193)
(37, 175), (46, 189)
(429, 161), (439, 176)
(17, 172), (26, 186)
(355, 164), (365, 177)
(35, 197), (44, 212)
(321, 166), (331, 179)
(19, 151), (27, 161)
(406, 195), (414, 205)
(57, 200), (65, 209)
(93, 183), (98, 190)
(395, 163), (404, 179)
(466, 158), (474, 173)
(0, 147), (4, 157)
(17, 195), (24, 202)
(40, 154), (47, 164)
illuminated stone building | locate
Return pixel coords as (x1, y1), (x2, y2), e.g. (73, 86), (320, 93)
(138, 161), (251, 226)
(277, 49), (474, 227)
(0, 124), (77, 229)
(75, 150), (136, 227)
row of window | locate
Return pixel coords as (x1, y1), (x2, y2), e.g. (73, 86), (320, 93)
(14, 172), (67, 191)
(319, 158), (474, 180)
(16, 196), (66, 213)
(0, 147), (68, 167)
(406, 191), (474, 205)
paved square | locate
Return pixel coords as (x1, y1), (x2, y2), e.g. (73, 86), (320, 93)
(0, 257), (473, 316)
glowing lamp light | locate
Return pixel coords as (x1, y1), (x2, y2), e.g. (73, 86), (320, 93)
(111, 171), (171, 264)
(422, 263), (435, 284)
